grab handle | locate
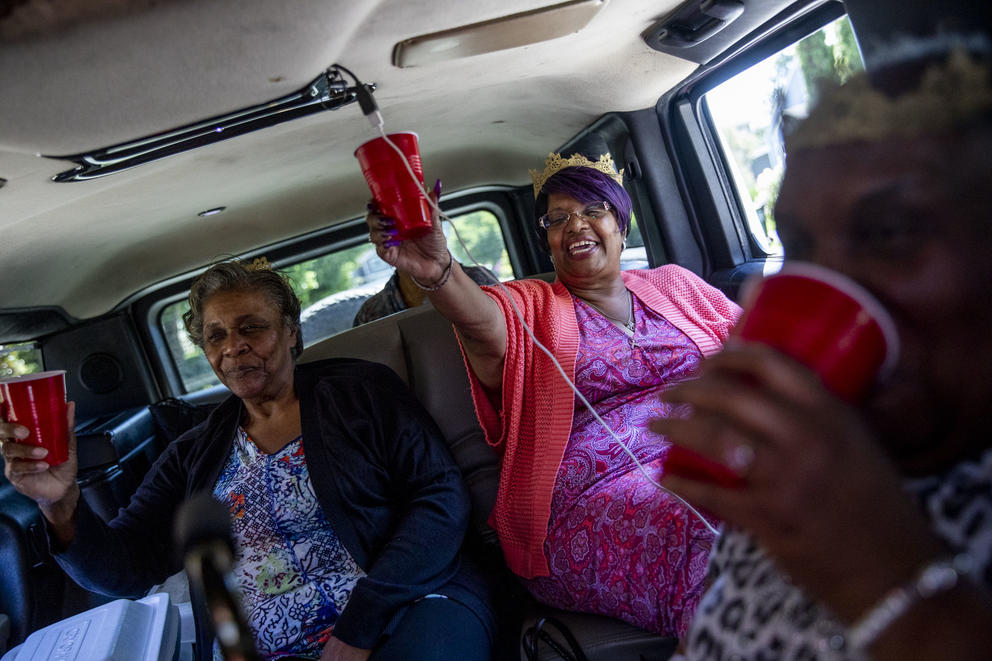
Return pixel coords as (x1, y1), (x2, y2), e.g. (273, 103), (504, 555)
(645, 0), (745, 49)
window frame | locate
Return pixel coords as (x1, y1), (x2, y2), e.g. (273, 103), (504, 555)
(133, 189), (522, 396)
(657, 1), (848, 280)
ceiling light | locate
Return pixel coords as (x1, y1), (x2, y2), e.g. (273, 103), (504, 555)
(197, 207), (226, 217)
(393, 0), (607, 68)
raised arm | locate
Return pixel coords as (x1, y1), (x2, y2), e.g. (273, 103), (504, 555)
(366, 192), (506, 391)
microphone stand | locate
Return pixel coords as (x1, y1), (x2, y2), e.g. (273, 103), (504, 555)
(176, 494), (261, 661)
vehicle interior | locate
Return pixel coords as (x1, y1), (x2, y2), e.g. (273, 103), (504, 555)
(1, 0), (986, 658)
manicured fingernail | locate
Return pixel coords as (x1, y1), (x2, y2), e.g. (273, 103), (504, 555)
(14, 426), (30, 439)
(380, 216), (396, 228)
(385, 239), (401, 248)
(384, 228), (398, 237)
(30, 447), (48, 458)
(433, 178), (442, 198)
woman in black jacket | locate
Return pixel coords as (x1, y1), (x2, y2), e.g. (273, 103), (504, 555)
(1, 259), (493, 661)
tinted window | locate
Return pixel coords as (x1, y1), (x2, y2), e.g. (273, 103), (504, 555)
(705, 15), (864, 254)
(0, 341), (44, 379)
(160, 208), (513, 392)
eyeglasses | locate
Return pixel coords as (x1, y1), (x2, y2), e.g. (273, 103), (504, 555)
(537, 201), (612, 230)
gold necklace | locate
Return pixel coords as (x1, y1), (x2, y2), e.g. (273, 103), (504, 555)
(583, 290), (637, 347)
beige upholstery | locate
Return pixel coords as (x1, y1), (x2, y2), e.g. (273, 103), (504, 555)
(300, 302), (676, 661)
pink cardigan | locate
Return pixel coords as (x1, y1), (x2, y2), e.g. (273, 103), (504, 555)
(460, 265), (742, 578)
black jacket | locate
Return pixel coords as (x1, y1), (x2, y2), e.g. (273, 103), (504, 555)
(55, 358), (491, 655)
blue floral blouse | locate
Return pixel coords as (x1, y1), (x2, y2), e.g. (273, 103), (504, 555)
(212, 427), (365, 659)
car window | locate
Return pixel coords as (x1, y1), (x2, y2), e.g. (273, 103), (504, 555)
(704, 15), (864, 254)
(160, 208), (513, 392)
(447, 209), (515, 281)
(0, 341), (44, 379)
(621, 212), (648, 271)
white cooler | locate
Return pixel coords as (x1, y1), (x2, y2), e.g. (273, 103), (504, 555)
(2, 593), (195, 661)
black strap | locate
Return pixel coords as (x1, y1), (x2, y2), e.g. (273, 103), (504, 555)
(522, 616), (590, 661)
(148, 397), (215, 442)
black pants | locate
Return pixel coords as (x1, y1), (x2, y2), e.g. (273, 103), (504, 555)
(372, 596), (493, 661)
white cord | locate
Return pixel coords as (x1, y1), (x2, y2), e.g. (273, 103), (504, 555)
(375, 126), (720, 537)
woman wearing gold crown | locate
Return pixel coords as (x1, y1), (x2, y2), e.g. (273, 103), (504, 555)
(366, 153), (740, 637)
(653, 46), (992, 660)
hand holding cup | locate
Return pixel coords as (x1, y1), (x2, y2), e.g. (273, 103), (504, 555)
(660, 262), (899, 488)
(1, 371), (80, 520)
(365, 181), (451, 287)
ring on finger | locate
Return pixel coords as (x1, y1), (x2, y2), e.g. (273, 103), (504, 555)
(724, 440), (756, 476)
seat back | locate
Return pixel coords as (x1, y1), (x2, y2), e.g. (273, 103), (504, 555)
(300, 300), (676, 661)
(299, 304), (500, 546)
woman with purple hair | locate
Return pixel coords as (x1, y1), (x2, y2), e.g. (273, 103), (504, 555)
(366, 153), (740, 639)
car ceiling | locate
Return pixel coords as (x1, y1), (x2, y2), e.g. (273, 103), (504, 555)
(0, 0), (697, 321)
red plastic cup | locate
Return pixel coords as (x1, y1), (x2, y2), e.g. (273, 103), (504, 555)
(662, 263), (899, 489)
(664, 444), (746, 489)
(735, 262), (899, 402)
(355, 132), (433, 240)
(0, 370), (70, 465)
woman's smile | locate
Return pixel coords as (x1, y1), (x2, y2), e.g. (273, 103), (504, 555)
(565, 236), (600, 258)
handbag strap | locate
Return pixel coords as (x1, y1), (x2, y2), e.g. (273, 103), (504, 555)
(522, 616), (590, 661)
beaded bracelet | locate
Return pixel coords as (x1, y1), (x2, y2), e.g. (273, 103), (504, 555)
(411, 250), (453, 292)
(847, 553), (974, 651)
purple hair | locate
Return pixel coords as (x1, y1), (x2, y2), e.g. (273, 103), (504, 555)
(534, 163), (631, 252)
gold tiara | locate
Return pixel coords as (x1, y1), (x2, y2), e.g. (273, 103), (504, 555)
(248, 256), (272, 271)
(529, 152), (624, 197)
(787, 49), (992, 152)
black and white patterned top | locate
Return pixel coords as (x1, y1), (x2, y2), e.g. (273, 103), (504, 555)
(681, 448), (992, 661)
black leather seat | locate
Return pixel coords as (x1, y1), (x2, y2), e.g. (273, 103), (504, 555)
(0, 487), (70, 649)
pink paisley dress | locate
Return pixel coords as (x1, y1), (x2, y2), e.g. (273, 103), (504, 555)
(522, 293), (718, 637)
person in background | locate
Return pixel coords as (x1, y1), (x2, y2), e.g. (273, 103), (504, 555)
(367, 154), (740, 639)
(1, 259), (494, 661)
(652, 42), (992, 660)
(353, 262), (497, 327)
(353, 188), (499, 327)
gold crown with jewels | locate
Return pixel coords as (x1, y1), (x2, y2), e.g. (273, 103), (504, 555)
(787, 49), (992, 152)
(247, 256), (272, 271)
(529, 152), (624, 197)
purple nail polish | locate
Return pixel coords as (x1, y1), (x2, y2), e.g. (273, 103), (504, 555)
(433, 178), (442, 198)
(385, 239), (401, 248)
